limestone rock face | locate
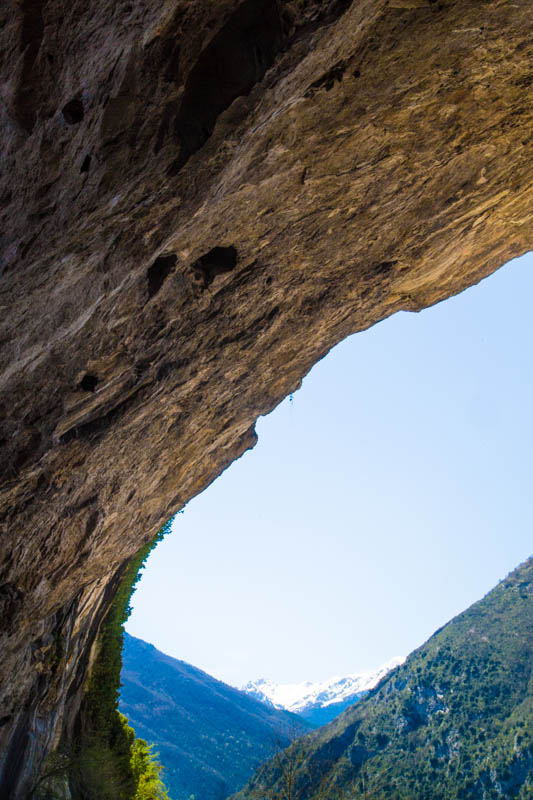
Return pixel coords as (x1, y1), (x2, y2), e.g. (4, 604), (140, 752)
(0, 0), (531, 795)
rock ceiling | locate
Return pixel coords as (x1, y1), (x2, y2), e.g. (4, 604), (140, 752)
(0, 0), (531, 794)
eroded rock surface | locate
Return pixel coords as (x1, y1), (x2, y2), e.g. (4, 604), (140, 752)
(0, 0), (531, 795)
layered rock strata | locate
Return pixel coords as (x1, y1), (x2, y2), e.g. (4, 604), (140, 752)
(0, 0), (532, 795)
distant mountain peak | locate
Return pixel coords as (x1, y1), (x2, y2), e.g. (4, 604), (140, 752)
(241, 657), (405, 720)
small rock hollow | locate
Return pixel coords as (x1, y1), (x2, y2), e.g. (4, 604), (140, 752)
(62, 98), (84, 124)
(191, 245), (238, 288)
(80, 155), (91, 173)
(147, 254), (177, 298)
(78, 374), (99, 392)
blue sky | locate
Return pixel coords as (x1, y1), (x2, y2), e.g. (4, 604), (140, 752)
(127, 252), (532, 686)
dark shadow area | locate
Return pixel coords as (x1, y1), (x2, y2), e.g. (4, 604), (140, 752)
(167, 0), (283, 175)
(62, 99), (84, 125)
(147, 254), (177, 299)
(191, 246), (238, 288)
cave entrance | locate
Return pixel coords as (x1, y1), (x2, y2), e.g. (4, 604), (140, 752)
(121, 252), (532, 798)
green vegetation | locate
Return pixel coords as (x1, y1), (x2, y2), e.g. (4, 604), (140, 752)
(42, 521), (172, 800)
(130, 736), (170, 800)
(66, 712), (169, 800)
(234, 558), (533, 800)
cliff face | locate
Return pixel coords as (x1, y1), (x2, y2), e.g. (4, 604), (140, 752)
(0, 0), (531, 796)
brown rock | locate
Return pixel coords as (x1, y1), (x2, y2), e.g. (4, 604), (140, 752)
(0, 0), (531, 795)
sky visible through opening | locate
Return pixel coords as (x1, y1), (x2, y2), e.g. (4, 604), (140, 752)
(127, 252), (532, 688)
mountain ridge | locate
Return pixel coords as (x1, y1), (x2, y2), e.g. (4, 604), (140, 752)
(120, 633), (311, 800)
(233, 558), (533, 800)
(241, 657), (405, 726)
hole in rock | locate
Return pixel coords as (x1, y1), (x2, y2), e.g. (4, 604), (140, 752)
(147, 253), (177, 298)
(62, 98), (84, 124)
(123, 253), (533, 800)
(85, 510), (99, 538)
(78, 373), (99, 392)
(80, 154), (91, 173)
(190, 245), (237, 287)
(169, 0), (283, 173)
(373, 259), (397, 275)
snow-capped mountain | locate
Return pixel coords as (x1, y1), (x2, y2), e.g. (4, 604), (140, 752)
(241, 657), (405, 726)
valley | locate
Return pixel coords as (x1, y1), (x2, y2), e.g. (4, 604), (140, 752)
(120, 559), (532, 799)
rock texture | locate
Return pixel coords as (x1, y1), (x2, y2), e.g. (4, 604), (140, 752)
(0, 0), (531, 796)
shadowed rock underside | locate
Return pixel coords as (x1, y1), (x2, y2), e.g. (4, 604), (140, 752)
(0, 0), (532, 795)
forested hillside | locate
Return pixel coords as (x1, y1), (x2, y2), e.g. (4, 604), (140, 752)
(120, 635), (310, 800)
(234, 558), (533, 800)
